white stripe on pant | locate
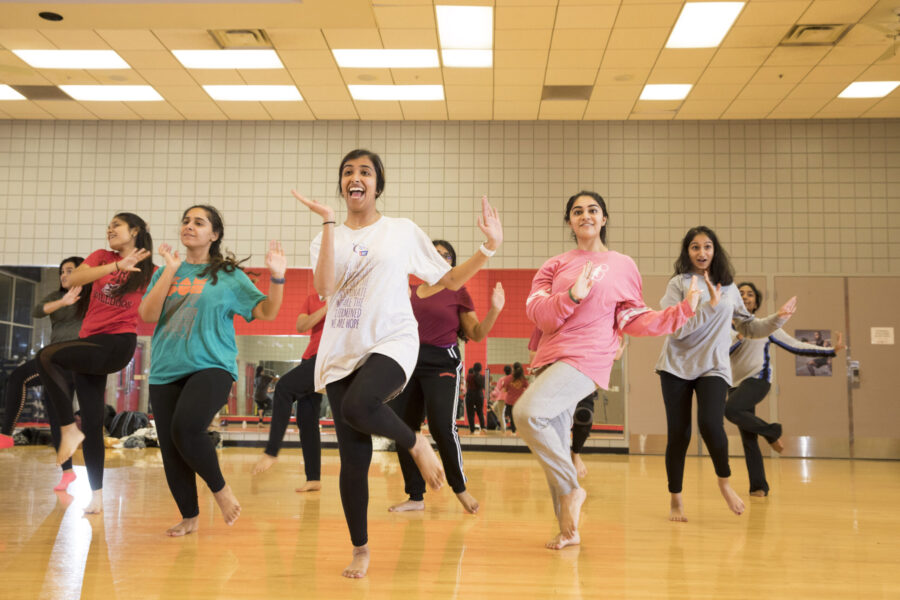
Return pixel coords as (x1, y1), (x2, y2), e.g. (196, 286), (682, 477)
(513, 361), (597, 517)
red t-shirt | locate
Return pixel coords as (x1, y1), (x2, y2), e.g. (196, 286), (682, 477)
(410, 284), (475, 347)
(503, 377), (529, 405)
(301, 293), (327, 360)
(79, 249), (147, 338)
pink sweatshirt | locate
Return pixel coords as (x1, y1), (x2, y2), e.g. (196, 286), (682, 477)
(526, 249), (694, 389)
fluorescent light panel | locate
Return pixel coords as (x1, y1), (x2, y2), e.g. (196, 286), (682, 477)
(640, 84), (692, 100)
(838, 81), (900, 99)
(332, 49), (439, 68)
(436, 5), (493, 50)
(0, 85), (26, 100)
(13, 49), (130, 69)
(441, 49), (492, 68)
(59, 85), (163, 101)
(348, 85), (444, 101)
(172, 49), (284, 69)
(203, 85), (302, 101)
(666, 2), (745, 49)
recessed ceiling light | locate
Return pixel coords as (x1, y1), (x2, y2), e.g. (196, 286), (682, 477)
(13, 49), (130, 69)
(202, 85), (302, 101)
(0, 85), (26, 100)
(59, 85), (163, 101)
(838, 81), (900, 99)
(640, 84), (692, 100)
(332, 49), (439, 69)
(441, 49), (492, 68)
(348, 85), (444, 101)
(666, 2), (745, 49)
(172, 49), (284, 69)
(436, 6), (493, 50)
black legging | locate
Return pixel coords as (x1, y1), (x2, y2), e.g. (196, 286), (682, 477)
(659, 371), (731, 494)
(150, 368), (234, 519)
(571, 392), (597, 454)
(264, 357), (322, 482)
(36, 333), (136, 491)
(465, 392), (485, 433)
(389, 344), (465, 500)
(1, 358), (73, 471)
(326, 353), (416, 547)
(725, 378), (780, 495)
(504, 403), (516, 433)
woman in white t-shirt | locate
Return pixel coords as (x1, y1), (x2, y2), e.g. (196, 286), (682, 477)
(292, 149), (502, 579)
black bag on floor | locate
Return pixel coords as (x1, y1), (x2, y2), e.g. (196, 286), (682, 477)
(109, 411), (150, 438)
(486, 410), (501, 431)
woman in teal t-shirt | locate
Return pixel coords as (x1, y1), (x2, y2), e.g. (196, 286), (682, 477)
(139, 205), (286, 536)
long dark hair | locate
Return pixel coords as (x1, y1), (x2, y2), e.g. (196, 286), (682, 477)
(184, 205), (250, 285)
(338, 149), (385, 198)
(113, 212), (154, 296)
(433, 240), (457, 266)
(512, 362), (525, 381)
(58, 256), (91, 319)
(673, 225), (734, 286)
(564, 190), (609, 245)
(738, 281), (762, 314)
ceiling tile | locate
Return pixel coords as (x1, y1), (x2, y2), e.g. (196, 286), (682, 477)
(238, 70), (295, 85)
(444, 85), (493, 102)
(497, 6), (558, 29)
(152, 30), (219, 50)
(735, 1), (811, 26)
(613, 3), (681, 28)
(689, 82), (745, 100)
(278, 50), (336, 69)
(299, 85), (352, 101)
(400, 101), (448, 120)
(606, 28), (669, 50)
(764, 46), (831, 66)
(654, 49), (716, 69)
(494, 68), (546, 86)
(800, 0), (879, 23)
(815, 97), (880, 118)
(583, 99), (633, 120)
(167, 99), (227, 119)
(721, 98), (781, 118)
(495, 50), (549, 69)
(555, 6), (619, 29)
(288, 68), (346, 87)
(0, 101), (53, 118)
(323, 29), (383, 50)
(801, 64), (866, 83)
(549, 28), (611, 50)
(749, 65), (813, 85)
(78, 101), (141, 119)
(447, 101), (493, 119)
(0, 30), (53, 50)
(37, 29), (110, 49)
(214, 101), (272, 120)
(354, 101), (403, 120)
(544, 68), (598, 85)
(135, 68), (197, 86)
(38, 70), (98, 85)
(768, 97), (829, 117)
(646, 66), (705, 84)
(126, 101), (185, 119)
(594, 67), (651, 86)
(96, 30), (167, 51)
(266, 29), (329, 51)
(698, 66), (758, 85)
(721, 26), (788, 49)
(305, 100), (358, 119)
(32, 100), (97, 119)
(151, 84), (208, 101)
(591, 84), (643, 103)
(494, 86), (542, 101)
(493, 101), (540, 120)
(709, 48), (772, 68)
(547, 49), (604, 70)
(373, 6), (435, 29)
(737, 83), (795, 100)
(340, 68), (393, 85)
(381, 29), (438, 49)
(116, 49), (181, 69)
(676, 99), (731, 119)
(262, 101), (315, 120)
(539, 99), (587, 119)
(390, 69), (443, 85)
(495, 29), (553, 50)
(189, 69), (245, 85)
(820, 45), (894, 65)
(442, 68), (493, 85)
(784, 81), (845, 99)
(601, 49), (659, 68)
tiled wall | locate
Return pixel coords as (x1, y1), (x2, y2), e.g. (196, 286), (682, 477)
(1, 119), (898, 275)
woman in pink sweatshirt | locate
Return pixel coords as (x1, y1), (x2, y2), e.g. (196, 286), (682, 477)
(515, 190), (703, 550)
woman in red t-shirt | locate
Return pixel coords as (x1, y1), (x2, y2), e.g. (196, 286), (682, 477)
(36, 212), (153, 513)
(500, 362), (529, 433)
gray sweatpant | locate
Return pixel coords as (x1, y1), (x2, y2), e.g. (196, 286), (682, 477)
(513, 361), (597, 517)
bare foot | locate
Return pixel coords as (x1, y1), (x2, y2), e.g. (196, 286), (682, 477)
(54, 469), (77, 492)
(408, 434), (445, 491)
(296, 480), (322, 493)
(669, 493), (688, 522)
(213, 484), (241, 525)
(388, 499), (425, 512)
(572, 452), (587, 479)
(546, 531), (581, 550)
(749, 490), (768, 498)
(768, 438), (784, 454)
(558, 487), (586, 538)
(455, 491), (479, 514)
(343, 545), (370, 578)
(84, 490), (103, 514)
(718, 478), (745, 515)
(166, 516), (199, 537)
(57, 423), (85, 467)
(251, 453), (277, 475)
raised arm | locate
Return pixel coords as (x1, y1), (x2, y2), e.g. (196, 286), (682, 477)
(734, 294), (797, 339)
(618, 276), (699, 337)
(68, 247), (152, 288)
(296, 302), (327, 333)
(459, 282), (505, 342)
(525, 260), (586, 335)
(251, 241), (286, 321)
(34, 287), (83, 318)
(138, 244), (181, 323)
(292, 190), (336, 298)
(770, 328), (845, 356)
(428, 196), (502, 292)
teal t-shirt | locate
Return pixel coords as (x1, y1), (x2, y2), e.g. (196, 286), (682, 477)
(145, 262), (266, 385)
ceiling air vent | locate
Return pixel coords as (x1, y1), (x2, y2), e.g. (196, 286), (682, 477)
(541, 85), (593, 101)
(12, 85), (72, 101)
(209, 29), (273, 49)
(780, 24), (851, 46)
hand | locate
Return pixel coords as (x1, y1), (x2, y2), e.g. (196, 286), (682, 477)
(118, 247), (152, 272)
(158, 243), (182, 271)
(292, 190), (335, 222)
(833, 331), (846, 351)
(570, 261), (594, 302)
(777, 296), (797, 320)
(490, 282), (505, 311)
(266, 240), (287, 278)
(703, 271), (722, 308)
(686, 275), (702, 312)
(60, 285), (82, 306)
(477, 195), (503, 250)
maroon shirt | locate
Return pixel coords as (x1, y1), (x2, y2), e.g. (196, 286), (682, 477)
(410, 284), (475, 347)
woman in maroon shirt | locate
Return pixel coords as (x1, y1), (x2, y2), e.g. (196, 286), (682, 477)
(387, 240), (504, 514)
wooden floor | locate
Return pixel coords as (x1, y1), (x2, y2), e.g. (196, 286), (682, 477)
(1, 446), (898, 600)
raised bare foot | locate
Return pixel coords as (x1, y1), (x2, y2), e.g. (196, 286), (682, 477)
(455, 491), (479, 514)
(408, 434), (445, 490)
(213, 484), (241, 525)
(749, 490), (768, 498)
(166, 516), (199, 537)
(669, 493), (688, 522)
(251, 453), (277, 475)
(57, 423), (85, 466)
(84, 490), (103, 514)
(718, 478), (745, 515)
(54, 470), (77, 492)
(388, 499), (425, 512)
(572, 452), (587, 479)
(343, 544), (370, 578)
(558, 487), (587, 538)
(296, 480), (322, 493)
(768, 438), (784, 454)
(546, 531), (581, 550)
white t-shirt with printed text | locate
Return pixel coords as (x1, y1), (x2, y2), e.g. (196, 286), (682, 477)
(310, 215), (451, 392)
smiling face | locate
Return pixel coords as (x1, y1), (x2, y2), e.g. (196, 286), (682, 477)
(106, 217), (137, 252)
(739, 284), (758, 312)
(180, 206), (219, 252)
(59, 261), (77, 289)
(567, 195), (607, 241)
(340, 156), (379, 214)
(688, 234), (714, 273)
